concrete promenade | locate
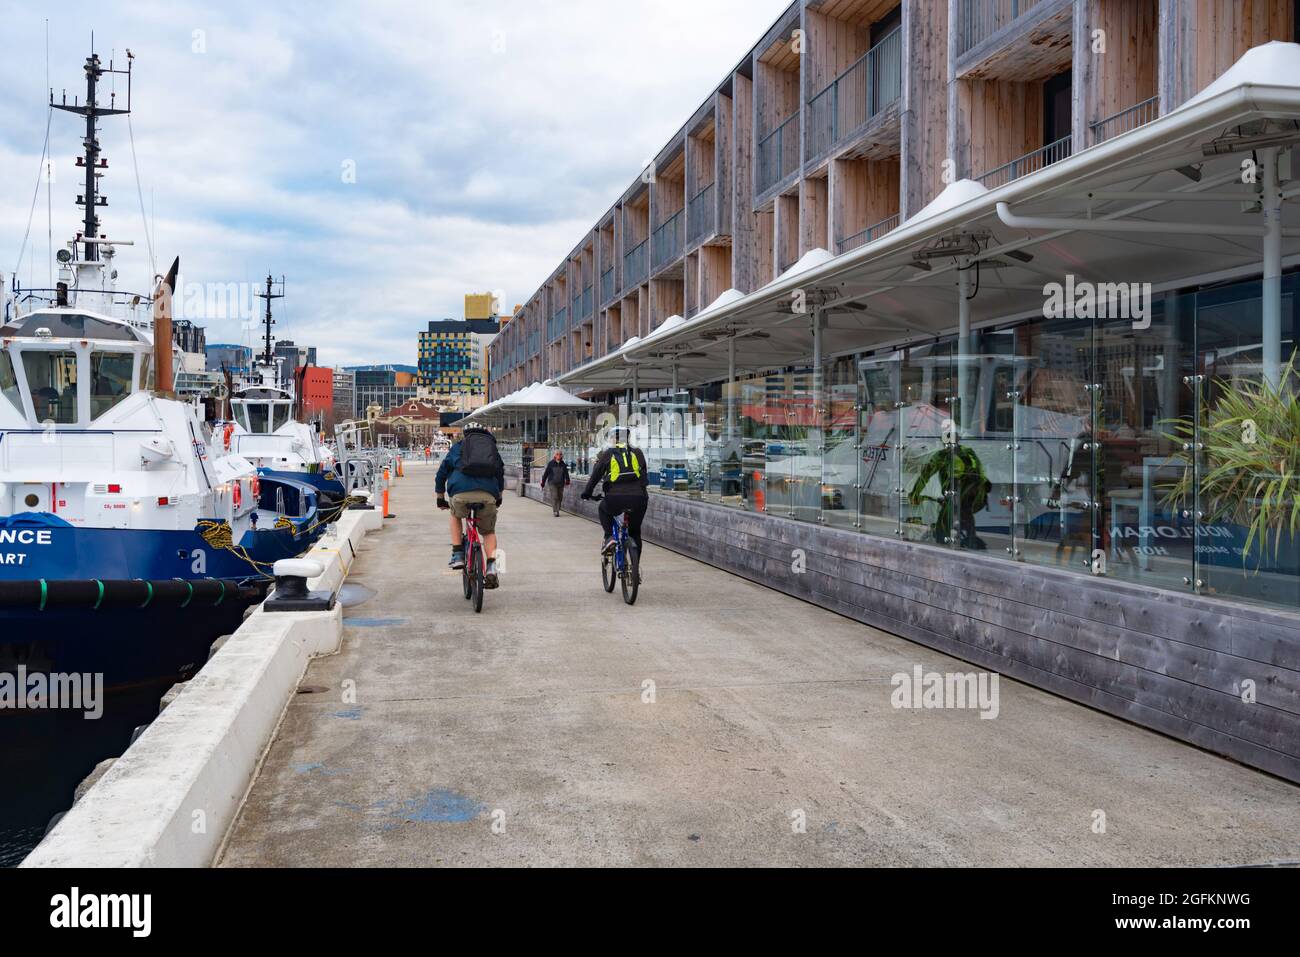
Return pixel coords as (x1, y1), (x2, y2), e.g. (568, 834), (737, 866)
(218, 462), (1300, 867)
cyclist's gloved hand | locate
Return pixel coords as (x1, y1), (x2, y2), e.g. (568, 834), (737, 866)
(436, 496), (449, 510)
(494, 497), (502, 507)
(580, 492), (591, 501)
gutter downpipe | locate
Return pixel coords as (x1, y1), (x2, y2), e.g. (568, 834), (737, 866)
(1262, 147), (1284, 388)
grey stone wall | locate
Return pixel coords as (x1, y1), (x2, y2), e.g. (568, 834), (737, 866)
(508, 467), (1300, 784)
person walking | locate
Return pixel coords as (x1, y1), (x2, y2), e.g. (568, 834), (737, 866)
(539, 449), (571, 517)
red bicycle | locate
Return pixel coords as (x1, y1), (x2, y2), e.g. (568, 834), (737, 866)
(460, 502), (488, 613)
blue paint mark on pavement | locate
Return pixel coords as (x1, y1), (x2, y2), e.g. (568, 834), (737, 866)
(345, 618), (408, 628)
(332, 708), (364, 720)
(390, 789), (485, 824)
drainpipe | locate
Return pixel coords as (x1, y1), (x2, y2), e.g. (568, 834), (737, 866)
(1262, 147), (1284, 389)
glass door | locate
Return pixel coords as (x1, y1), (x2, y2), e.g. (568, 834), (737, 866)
(858, 354), (903, 538)
(821, 357), (860, 531)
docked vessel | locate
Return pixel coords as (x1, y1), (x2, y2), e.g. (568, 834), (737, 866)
(217, 277), (347, 509)
(0, 51), (324, 692)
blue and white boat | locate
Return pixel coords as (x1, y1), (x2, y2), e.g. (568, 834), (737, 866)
(219, 283), (347, 510)
(0, 52), (324, 693)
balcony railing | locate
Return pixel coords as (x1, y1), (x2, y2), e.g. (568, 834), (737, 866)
(549, 306), (568, 341)
(805, 26), (903, 162)
(975, 133), (1072, 190)
(623, 239), (648, 291)
(600, 266), (615, 305)
(956, 0), (1043, 58)
(651, 209), (685, 272)
(687, 182), (716, 247)
(1090, 95), (1159, 145)
(836, 212), (900, 254)
(756, 112), (800, 196)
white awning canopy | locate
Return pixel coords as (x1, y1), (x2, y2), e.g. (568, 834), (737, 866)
(557, 42), (1300, 393)
(466, 380), (595, 424)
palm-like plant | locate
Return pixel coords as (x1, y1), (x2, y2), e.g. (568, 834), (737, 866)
(1163, 356), (1300, 567)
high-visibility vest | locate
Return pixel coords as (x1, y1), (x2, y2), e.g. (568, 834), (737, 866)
(607, 445), (642, 483)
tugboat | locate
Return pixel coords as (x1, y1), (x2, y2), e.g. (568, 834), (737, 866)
(217, 276), (348, 510)
(0, 50), (324, 692)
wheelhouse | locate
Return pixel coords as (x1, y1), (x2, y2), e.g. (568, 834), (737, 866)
(0, 309), (153, 428)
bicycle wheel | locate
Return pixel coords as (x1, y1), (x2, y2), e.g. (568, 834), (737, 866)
(471, 546), (485, 613)
(462, 542), (474, 600)
(601, 551), (616, 592)
(621, 541), (640, 605)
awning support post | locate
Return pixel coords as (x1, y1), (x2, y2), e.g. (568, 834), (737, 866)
(726, 337), (736, 440)
(958, 266), (972, 434)
(1263, 147), (1284, 389)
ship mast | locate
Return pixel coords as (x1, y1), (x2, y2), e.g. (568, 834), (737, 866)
(255, 274), (285, 367)
(51, 48), (133, 263)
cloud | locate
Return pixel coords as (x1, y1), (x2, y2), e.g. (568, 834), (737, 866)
(0, 0), (792, 366)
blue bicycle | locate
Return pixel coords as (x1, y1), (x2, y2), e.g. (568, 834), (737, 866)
(593, 495), (639, 605)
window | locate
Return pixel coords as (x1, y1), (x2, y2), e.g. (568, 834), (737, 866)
(22, 350), (79, 424)
(90, 351), (136, 419)
(0, 350), (22, 415)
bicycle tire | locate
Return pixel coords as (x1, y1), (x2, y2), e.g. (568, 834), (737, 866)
(462, 542), (474, 600)
(621, 541), (640, 605)
(601, 551), (616, 592)
(472, 566), (485, 613)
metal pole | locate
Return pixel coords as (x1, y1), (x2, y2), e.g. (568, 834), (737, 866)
(1262, 147), (1283, 389)
(727, 337), (736, 439)
(958, 266), (972, 433)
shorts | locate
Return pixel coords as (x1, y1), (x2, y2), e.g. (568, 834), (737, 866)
(451, 490), (498, 533)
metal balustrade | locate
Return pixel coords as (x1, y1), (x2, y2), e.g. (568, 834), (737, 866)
(651, 209), (685, 272)
(975, 133), (1072, 189)
(836, 212), (900, 254)
(805, 26), (902, 163)
(956, 0), (1043, 58)
(687, 182), (716, 247)
(623, 239), (648, 292)
(1090, 95), (1159, 145)
(756, 112), (800, 196)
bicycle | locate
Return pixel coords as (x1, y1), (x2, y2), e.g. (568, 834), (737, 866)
(592, 495), (639, 605)
(459, 502), (488, 613)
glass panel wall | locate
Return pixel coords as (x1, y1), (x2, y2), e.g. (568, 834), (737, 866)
(609, 270), (1299, 614)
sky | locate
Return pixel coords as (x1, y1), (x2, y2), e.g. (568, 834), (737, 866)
(0, 0), (792, 368)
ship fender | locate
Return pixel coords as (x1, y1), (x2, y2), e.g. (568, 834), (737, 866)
(0, 578), (261, 610)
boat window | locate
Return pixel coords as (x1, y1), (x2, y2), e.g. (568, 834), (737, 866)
(90, 351), (136, 419)
(22, 350), (79, 424)
(271, 403), (291, 431)
(0, 350), (22, 414)
(247, 402), (270, 433)
(139, 353), (154, 391)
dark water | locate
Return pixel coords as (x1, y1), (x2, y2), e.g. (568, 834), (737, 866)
(0, 686), (162, 867)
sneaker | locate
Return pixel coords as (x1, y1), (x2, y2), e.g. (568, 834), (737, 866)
(449, 550), (465, 570)
(484, 560), (500, 589)
(601, 537), (616, 554)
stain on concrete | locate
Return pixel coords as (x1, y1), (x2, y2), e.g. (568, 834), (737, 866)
(344, 617), (408, 628)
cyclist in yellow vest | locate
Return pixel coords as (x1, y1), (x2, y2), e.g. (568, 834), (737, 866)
(580, 426), (649, 555)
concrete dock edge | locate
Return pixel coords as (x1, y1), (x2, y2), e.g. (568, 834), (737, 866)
(21, 507), (384, 868)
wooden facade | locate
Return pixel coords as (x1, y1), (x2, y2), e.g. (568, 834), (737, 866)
(488, 0), (1298, 395)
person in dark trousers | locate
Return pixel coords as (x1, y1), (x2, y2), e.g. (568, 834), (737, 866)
(436, 425), (505, 588)
(580, 426), (649, 555)
(540, 449), (571, 517)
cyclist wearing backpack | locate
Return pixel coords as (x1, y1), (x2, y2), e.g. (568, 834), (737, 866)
(436, 424), (505, 587)
(580, 426), (649, 555)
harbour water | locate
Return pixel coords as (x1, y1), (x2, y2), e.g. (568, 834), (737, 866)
(0, 687), (161, 866)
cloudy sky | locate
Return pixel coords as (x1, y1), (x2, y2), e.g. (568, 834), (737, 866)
(0, 0), (790, 367)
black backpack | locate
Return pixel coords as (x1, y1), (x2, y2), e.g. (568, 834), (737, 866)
(459, 430), (503, 477)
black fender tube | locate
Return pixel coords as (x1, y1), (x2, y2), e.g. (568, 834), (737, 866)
(0, 579), (263, 610)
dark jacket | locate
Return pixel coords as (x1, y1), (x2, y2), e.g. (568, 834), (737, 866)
(582, 444), (649, 498)
(436, 439), (505, 499)
(540, 459), (571, 487)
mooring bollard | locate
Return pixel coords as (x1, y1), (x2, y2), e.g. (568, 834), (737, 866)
(264, 558), (334, 612)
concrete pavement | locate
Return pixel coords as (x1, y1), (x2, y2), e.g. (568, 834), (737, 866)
(218, 462), (1300, 867)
